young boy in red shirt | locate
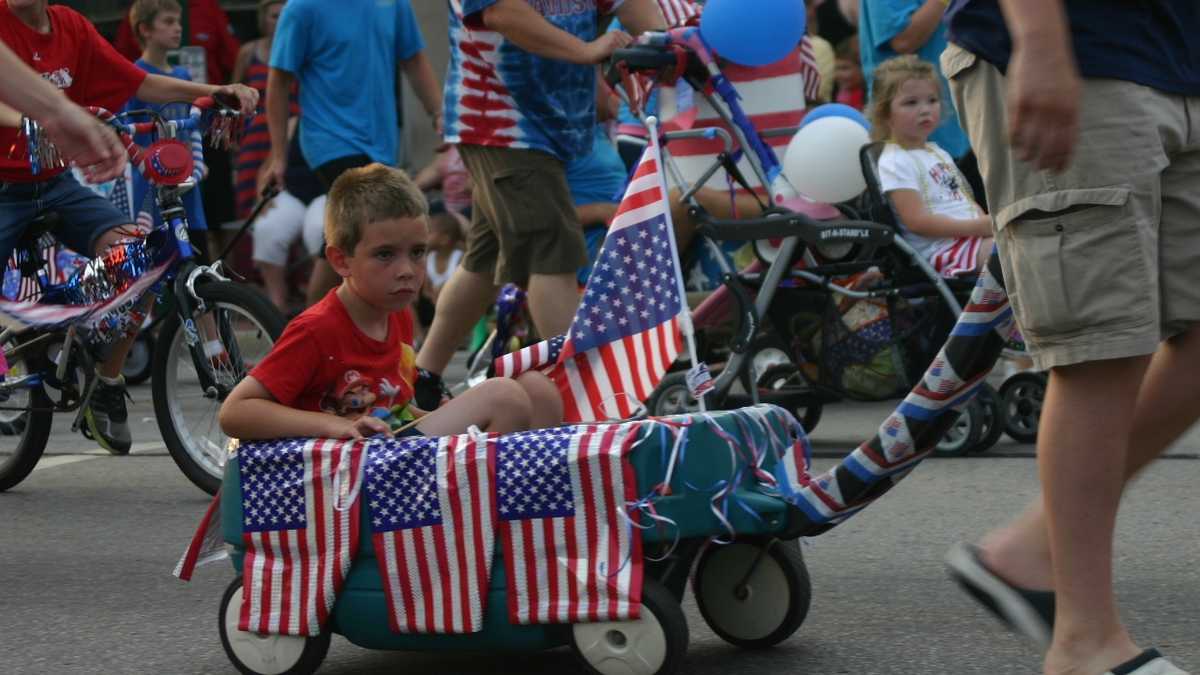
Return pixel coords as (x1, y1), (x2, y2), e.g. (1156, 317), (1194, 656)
(0, 0), (257, 454)
(219, 164), (563, 441)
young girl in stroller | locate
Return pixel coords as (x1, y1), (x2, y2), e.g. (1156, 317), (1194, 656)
(871, 55), (992, 278)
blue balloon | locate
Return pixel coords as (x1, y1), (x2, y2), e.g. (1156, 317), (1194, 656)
(800, 103), (871, 131)
(700, 0), (806, 67)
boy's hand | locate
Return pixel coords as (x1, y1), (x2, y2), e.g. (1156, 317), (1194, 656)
(325, 414), (392, 439)
(212, 83), (259, 116)
(42, 105), (127, 183)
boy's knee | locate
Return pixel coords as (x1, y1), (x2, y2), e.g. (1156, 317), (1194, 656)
(485, 377), (534, 424)
(515, 371), (563, 427)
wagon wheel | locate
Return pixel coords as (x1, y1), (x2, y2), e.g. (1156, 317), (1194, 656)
(571, 578), (689, 675)
(218, 576), (331, 675)
(692, 539), (812, 649)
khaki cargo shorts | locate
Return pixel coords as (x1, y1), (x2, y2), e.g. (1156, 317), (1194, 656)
(942, 43), (1200, 370)
(458, 144), (588, 286)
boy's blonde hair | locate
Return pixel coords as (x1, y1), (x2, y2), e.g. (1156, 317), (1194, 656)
(325, 164), (428, 254)
(130, 0), (182, 47)
(868, 54), (941, 142)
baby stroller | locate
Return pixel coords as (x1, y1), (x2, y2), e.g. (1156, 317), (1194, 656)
(596, 30), (1008, 454)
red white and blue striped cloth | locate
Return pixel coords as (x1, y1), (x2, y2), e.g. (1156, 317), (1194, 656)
(496, 423), (644, 624)
(236, 437), (364, 636)
(366, 433), (495, 634)
(493, 146), (685, 422)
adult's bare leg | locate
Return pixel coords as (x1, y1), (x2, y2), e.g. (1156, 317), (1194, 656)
(525, 272), (579, 339)
(415, 266), (498, 375)
(980, 325), (1200, 596)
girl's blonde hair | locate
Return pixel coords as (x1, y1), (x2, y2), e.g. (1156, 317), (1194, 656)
(868, 54), (941, 142)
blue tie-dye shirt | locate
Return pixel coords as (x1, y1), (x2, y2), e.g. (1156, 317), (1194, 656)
(443, 0), (623, 162)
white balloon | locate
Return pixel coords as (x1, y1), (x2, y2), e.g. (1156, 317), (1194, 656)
(782, 116), (870, 204)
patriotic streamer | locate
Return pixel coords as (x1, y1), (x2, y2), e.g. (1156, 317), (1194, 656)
(779, 251), (1014, 534)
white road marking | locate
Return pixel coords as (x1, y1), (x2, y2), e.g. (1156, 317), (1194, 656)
(32, 455), (98, 471)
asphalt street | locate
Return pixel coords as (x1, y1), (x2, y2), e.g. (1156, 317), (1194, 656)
(2, 361), (1198, 675)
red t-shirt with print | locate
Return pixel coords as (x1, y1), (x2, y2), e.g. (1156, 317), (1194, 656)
(0, 2), (148, 182)
(251, 290), (417, 424)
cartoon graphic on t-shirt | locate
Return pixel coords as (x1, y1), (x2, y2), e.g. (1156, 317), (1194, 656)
(319, 344), (419, 430)
(928, 162), (963, 201)
(322, 370), (377, 418)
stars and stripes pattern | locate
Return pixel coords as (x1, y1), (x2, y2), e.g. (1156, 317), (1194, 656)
(366, 434), (496, 634)
(493, 334), (565, 379)
(930, 235), (985, 279)
(496, 424), (644, 625)
(238, 438), (364, 636)
(490, 147), (686, 422)
(782, 253), (1016, 536)
(0, 253), (174, 332)
(555, 149), (684, 421)
(799, 36), (821, 104)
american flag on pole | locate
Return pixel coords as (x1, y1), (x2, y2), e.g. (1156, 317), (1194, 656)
(238, 437), (364, 636)
(366, 433), (495, 634)
(496, 423), (644, 625)
(494, 148), (686, 422)
(556, 148), (685, 421)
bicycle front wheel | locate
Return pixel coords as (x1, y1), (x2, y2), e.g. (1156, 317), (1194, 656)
(0, 336), (55, 492)
(152, 282), (285, 494)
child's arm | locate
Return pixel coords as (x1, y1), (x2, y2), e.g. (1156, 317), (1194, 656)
(134, 74), (258, 116)
(889, 189), (992, 238)
(220, 376), (391, 440)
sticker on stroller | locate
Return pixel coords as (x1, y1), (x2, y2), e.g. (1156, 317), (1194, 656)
(819, 227), (874, 241)
(686, 362), (714, 398)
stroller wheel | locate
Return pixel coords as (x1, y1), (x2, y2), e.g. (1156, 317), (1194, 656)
(218, 576), (330, 675)
(969, 384), (1004, 454)
(571, 577), (688, 675)
(693, 539), (811, 650)
(645, 372), (705, 416)
(999, 371), (1046, 444)
(934, 399), (984, 457)
(756, 364), (823, 433)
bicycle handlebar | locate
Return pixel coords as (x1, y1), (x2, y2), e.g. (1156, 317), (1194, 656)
(80, 96), (242, 186)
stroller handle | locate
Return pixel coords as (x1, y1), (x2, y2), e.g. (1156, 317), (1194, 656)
(605, 45), (689, 87)
(693, 208), (894, 248)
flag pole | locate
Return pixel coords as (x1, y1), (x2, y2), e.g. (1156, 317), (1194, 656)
(646, 116), (706, 413)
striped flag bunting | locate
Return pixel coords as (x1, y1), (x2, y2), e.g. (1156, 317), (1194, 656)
(237, 437), (364, 636)
(496, 423), (644, 625)
(366, 433), (495, 634)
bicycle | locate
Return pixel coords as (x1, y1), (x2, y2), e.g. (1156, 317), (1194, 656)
(0, 96), (285, 494)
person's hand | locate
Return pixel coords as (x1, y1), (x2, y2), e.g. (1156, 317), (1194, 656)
(432, 111), (444, 136)
(256, 154), (285, 194)
(1006, 38), (1081, 173)
(212, 83), (260, 116)
(40, 104), (127, 183)
(583, 30), (633, 65)
(327, 414), (392, 439)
